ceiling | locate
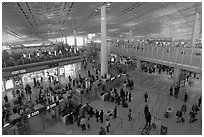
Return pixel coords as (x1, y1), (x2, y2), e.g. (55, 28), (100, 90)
(2, 2), (202, 44)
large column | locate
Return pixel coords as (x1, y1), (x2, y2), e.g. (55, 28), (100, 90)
(74, 30), (77, 46)
(137, 59), (141, 70)
(65, 37), (67, 44)
(173, 67), (183, 86)
(191, 12), (199, 48)
(83, 36), (85, 46)
(101, 5), (108, 76)
(129, 30), (132, 42)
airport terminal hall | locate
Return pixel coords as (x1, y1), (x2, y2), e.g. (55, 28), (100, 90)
(2, 2), (202, 135)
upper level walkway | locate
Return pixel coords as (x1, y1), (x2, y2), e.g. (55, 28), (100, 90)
(98, 43), (202, 73)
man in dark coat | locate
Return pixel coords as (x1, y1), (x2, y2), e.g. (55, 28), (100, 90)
(144, 92), (148, 102)
(184, 92), (188, 102)
(113, 106), (117, 119)
(95, 109), (99, 122)
(146, 112), (151, 127)
(100, 110), (104, 123)
(144, 105), (149, 116)
(128, 92), (132, 102)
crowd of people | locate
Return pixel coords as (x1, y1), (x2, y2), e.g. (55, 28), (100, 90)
(2, 44), (83, 68)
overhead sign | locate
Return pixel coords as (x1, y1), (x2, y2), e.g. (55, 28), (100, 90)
(46, 102), (57, 110)
(49, 63), (58, 68)
(11, 69), (26, 75)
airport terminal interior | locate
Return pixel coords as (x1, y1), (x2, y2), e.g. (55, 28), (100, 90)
(2, 2), (202, 135)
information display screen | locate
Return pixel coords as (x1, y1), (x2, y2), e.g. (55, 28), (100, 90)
(5, 79), (14, 90)
(64, 64), (76, 78)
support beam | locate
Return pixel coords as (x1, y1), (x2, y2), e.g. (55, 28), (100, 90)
(191, 12), (199, 48)
(74, 30), (77, 46)
(101, 5), (108, 76)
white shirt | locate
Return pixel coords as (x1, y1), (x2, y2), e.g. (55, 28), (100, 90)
(106, 121), (110, 127)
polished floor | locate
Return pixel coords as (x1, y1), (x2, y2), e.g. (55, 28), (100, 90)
(4, 61), (202, 135)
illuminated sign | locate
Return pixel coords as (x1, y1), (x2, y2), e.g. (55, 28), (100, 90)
(46, 103), (57, 110)
(11, 69), (26, 75)
(27, 110), (39, 119)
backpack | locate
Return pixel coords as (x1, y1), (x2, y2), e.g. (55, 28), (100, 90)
(176, 111), (179, 117)
(181, 117), (185, 122)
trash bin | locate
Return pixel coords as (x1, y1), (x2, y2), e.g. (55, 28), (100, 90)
(165, 107), (173, 118)
(165, 112), (169, 118)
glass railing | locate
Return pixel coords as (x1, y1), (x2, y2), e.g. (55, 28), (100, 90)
(111, 45), (201, 68)
(2, 52), (83, 68)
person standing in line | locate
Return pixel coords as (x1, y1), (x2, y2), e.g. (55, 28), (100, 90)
(125, 91), (128, 101)
(41, 77), (43, 83)
(100, 110), (104, 123)
(128, 92), (132, 102)
(169, 86), (173, 96)
(181, 104), (187, 114)
(184, 92), (188, 103)
(95, 109), (99, 122)
(4, 95), (8, 103)
(144, 92), (148, 103)
(105, 119), (111, 133)
(113, 106), (117, 119)
(128, 109), (132, 121)
(198, 97), (202, 107)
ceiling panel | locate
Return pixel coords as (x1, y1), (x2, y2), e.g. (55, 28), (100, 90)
(2, 2), (202, 44)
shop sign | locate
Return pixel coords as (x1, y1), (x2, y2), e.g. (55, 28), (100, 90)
(46, 102), (57, 110)
(49, 63), (58, 68)
(11, 69), (26, 75)
(27, 110), (40, 119)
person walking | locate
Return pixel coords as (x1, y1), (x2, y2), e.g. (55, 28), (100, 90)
(95, 109), (99, 122)
(100, 110), (104, 123)
(145, 112), (151, 127)
(176, 110), (182, 123)
(105, 119), (111, 133)
(113, 106), (117, 119)
(128, 109), (132, 121)
(144, 105), (149, 116)
(198, 97), (202, 107)
(144, 92), (148, 103)
(189, 110), (197, 123)
(184, 92), (188, 102)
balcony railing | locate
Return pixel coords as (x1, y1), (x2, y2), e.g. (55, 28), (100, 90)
(110, 45), (202, 70)
(2, 52), (82, 68)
